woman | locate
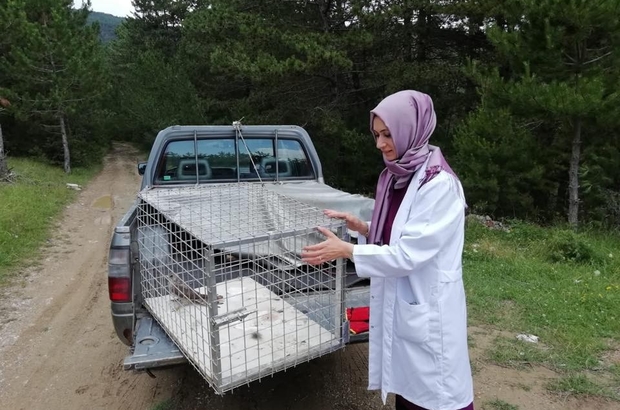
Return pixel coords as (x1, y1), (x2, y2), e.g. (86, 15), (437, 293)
(302, 90), (474, 410)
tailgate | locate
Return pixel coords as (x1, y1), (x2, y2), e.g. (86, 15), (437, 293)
(123, 316), (186, 370)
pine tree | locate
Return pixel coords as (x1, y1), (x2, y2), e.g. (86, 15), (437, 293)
(466, 0), (620, 227)
(128, 0), (203, 56)
(0, 97), (9, 180)
(0, 1), (12, 180)
(0, 0), (105, 173)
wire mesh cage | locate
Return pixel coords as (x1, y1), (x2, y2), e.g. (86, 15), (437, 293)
(136, 183), (348, 393)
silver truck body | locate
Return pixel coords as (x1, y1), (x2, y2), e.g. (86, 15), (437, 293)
(108, 125), (373, 372)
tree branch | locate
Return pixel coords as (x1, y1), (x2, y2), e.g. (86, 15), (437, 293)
(563, 51), (576, 63)
(582, 51), (612, 66)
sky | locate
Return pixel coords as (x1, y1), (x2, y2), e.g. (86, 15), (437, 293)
(73, 0), (134, 17)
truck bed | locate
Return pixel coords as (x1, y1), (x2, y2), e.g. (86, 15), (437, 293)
(124, 286), (370, 371)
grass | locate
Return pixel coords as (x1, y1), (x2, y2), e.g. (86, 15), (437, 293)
(486, 336), (550, 369)
(464, 218), (620, 372)
(464, 217), (620, 400)
(612, 364), (620, 381)
(0, 157), (99, 283)
(150, 399), (174, 410)
(546, 374), (616, 399)
(484, 399), (519, 410)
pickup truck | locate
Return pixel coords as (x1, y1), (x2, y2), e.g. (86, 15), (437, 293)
(108, 124), (374, 374)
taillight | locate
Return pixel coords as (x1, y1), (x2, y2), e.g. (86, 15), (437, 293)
(109, 277), (132, 302)
(109, 248), (130, 273)
(108, 247), (132, 302)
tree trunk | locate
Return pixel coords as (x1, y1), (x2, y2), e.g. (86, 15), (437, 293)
(416, 7), (428, 62)
(568, 117), (582, 227)
(60, 115), (71, 174)
(317, 0), (331, 33)
(403, 4), (414, 63)
(0, 123), (9, 179)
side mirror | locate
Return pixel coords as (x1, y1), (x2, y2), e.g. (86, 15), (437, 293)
(137, 162), (147, 176)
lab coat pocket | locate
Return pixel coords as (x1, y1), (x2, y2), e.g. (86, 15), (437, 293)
(394, 298), (430, 344)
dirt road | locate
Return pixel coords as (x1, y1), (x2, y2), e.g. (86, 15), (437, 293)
(0, 144), (183, 409)
(0, 144), (618, 410)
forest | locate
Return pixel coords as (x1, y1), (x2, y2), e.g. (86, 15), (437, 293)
(1, 0), (619, 228)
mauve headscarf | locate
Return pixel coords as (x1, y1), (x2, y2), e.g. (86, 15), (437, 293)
(367, 90), (458, 245)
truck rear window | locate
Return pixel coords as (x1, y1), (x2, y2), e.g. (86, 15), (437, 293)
(155, 138), (314, 183)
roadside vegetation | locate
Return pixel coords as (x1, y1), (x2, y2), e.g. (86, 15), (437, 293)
(150, 399), (175, 410)
(484, 399), (519, 410)
(0, 158), (98, 283)
(464, 217), (620, 400)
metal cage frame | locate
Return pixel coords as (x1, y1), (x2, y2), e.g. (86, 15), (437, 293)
(136, 183), (348, 393)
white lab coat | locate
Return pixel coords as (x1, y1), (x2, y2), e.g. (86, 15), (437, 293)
(352, 161), (473, 410)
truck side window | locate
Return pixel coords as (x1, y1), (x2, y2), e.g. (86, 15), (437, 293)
(156, 140), (198, 182)
(276, 139), (313, 178)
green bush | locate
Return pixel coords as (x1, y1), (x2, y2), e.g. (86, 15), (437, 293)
(546, 230), (602, 264)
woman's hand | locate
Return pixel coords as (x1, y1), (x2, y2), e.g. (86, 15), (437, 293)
(302, 227), (354, 265)
(323, 210), (369, 237)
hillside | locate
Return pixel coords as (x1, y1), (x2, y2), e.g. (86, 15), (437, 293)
(87, 11), (124, 43)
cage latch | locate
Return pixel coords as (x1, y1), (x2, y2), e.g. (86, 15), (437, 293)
(211, 307), (256, 328)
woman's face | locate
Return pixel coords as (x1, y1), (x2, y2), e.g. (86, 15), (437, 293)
(373, 116), (397, 161)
